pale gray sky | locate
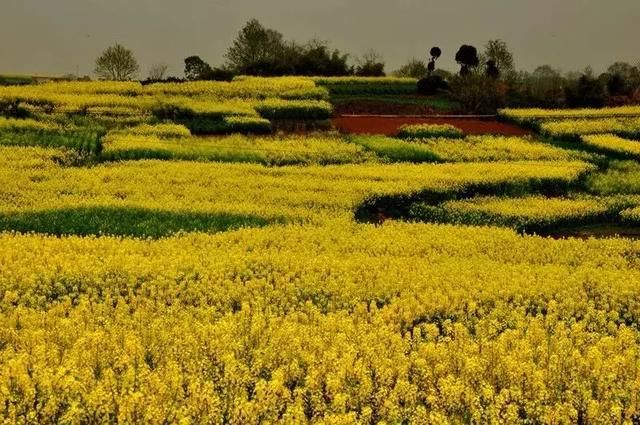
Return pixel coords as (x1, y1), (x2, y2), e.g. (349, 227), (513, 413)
(1, 0), (639, 78)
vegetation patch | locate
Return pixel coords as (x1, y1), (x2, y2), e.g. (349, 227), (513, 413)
(410, 195), (619, 233)
(397, 123), (464, 139)
(101, 134), (373, 165)
(581, 134), (640, 159)
(0, 206), (275, 238)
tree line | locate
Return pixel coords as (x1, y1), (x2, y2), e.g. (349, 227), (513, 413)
(95, 19), (386, 83)
(93, 19), (640, 112)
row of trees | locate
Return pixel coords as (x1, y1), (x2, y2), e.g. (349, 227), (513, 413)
(393, 40), (640, 111)
(95, 20), (387, 82)
(93, 22), (640, 112)
(394, 40), (514, 79)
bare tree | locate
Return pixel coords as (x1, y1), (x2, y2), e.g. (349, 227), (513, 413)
(355, 49), (385, 76)
(483, 40), (514, 75)
(147, 63), (169, 81)
(95, 44), (139, 81)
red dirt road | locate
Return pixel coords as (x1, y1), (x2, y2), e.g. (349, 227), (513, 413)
(332, 115), (530, 137)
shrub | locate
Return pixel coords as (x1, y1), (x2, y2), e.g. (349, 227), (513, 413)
(417, 76), (449, 95)
(411, 195), (614, 232)
(254, 99), (332, 120)
(350, 136), (440, 163)
(222, 116), (272, 134)
(397, 123), (464, 139)
(449, 74), (507, 113)
(115, 123), (192, 139)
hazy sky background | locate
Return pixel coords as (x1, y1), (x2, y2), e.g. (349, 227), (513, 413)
(1, 0), (639, 78)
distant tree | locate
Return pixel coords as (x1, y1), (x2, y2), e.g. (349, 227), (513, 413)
(427, 46), (442, 76)
(394, 58), (427, 78)
(184, 56), (213, 80)
(94, 44), (139, 81)
(355, 49), (385, 77)
(565, 72), (606, 108)
(606, 73), (626, 97)
(225, 19), (285, 74)
(529, 65), (565, 104)
(483, 40), (514, 76)
(605, 62), (640, 96)
(449, 73), (506, 113)
(294, 39), (351, 76)
(455, 45), (479, 76)
(147, 63), (168, 81)
(486, 60), (500, 79)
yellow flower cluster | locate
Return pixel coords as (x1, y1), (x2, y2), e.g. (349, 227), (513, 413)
(0, 116), (58, 132)
(0, 222), (640, 423)
(149, 76), (328, 100)
(424, 135), (583, 162)
(0, 79), (333, 123)
(582, 134), (640, 158)
(500, 105), (640, 121)
(110, 123), (192, 139)
(540, 118), (640, 138)
(350, 135), (584, 164)
(101, 133), (374, 166)
(1, 77), (324, 99)
(435, 195), (612, 230)
(397, 124), (464, 139)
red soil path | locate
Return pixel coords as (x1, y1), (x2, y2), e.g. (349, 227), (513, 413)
(332, 115), (530, 137)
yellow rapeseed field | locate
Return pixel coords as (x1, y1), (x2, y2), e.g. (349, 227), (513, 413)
(1, 82), (640, 424)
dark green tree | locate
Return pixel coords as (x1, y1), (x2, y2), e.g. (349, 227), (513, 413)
(184, 56), (213, 80)
(455, 45), (479, 76)
(225, 19), (285, 74)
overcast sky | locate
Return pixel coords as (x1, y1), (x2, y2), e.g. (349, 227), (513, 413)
(1, 0), (639, 78)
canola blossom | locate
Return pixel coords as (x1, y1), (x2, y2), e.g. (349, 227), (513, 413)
(500, 105), (640, 121)
(1, 223), (640, 423)
(582, 134), (640, 159)
(540, 118), (640, 139)
(412, 195), (615, 232)
(0, 78), (333, 126)
(101, 133), (374, 165)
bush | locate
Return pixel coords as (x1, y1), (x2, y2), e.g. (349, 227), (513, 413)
(254, 99), (332, 120)
(222, 116), (272, 134)
(179, 116), (272, 135)
(449, 74), (507, 113)
(397, 124), (464, 139)
(417, 76), (449, 95)
(350, 135), (440, 163)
